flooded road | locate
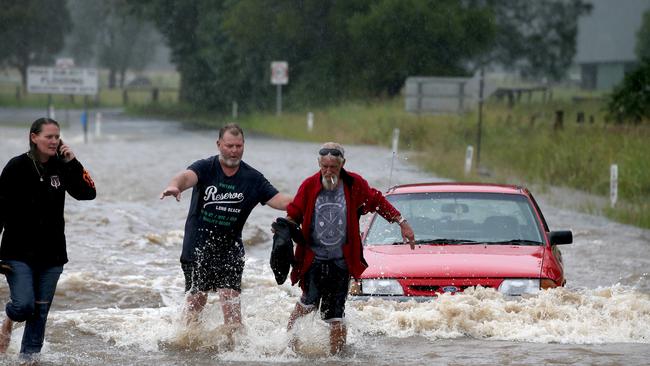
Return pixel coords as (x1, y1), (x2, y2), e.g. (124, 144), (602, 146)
(0, 110), (648, 365)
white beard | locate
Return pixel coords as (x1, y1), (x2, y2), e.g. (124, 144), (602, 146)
(220, 156), (241, 168)
(321, 175), (338, 190)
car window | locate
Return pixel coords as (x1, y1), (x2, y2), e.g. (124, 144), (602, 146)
(365, 192), (544, 245)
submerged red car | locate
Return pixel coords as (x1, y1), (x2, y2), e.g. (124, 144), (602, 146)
(349, 183), (572, 300)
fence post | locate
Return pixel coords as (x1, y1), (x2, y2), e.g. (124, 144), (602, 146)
(464, 146), (474, 175)
(95, 112), (102, 138)
(610, 164), (618, 208)
(554, 110), (564, 130)
(307, 112), (314, 132)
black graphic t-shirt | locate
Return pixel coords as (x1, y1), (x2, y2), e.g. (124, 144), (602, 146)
(180, 156), (278, 263)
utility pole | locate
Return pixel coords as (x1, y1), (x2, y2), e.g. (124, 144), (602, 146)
(476, 67), (485, 172)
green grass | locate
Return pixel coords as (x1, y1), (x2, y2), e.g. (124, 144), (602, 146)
(0, 84), (179, 109)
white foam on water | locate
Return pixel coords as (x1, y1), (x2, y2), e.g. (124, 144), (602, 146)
(349, 285), (650, 344)
(41, 264), (650, 364)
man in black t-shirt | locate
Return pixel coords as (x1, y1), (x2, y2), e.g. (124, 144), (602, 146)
(160, 123), (292, 336)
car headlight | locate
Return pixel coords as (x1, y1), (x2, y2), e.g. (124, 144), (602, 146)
(498, 279), (540, 296)
(359, 279), (404, 295)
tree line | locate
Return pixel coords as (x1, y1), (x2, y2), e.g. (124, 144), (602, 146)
(131, 0), (591, 112)
(0, 0), (160, 91)
(1, 0), (603, 114)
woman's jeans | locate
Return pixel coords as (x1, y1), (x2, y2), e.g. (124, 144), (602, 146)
(3, 260), (63, 355)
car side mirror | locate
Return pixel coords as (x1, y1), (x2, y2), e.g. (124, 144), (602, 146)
(549, 230), (572, 245)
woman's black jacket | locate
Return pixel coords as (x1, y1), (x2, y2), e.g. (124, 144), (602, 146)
(0, 153), (96, 266)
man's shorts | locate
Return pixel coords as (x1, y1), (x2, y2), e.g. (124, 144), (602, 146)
(182, 242), (245, 293)
(300, 259), (350, 321)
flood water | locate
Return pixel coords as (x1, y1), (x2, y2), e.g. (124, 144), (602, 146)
(0, 109), (648, 365)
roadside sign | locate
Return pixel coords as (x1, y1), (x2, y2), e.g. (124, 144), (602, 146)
(27, 66), (98, 95)
(271, 61), (288, 85)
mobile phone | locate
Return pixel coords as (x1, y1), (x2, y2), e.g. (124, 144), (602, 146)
(57, 139), (64, 159)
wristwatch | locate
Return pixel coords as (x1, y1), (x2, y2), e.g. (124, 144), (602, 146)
(397, 216), (407, 225)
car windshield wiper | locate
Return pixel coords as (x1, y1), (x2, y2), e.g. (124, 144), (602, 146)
(481, 239), (544, 245)
(392, 238), (479, 245)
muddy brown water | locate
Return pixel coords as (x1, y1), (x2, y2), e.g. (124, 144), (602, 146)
(0, 110), (648, 365)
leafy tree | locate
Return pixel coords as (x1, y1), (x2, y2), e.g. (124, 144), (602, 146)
(490, 0), (592, 81)
(65, 0), (158, 88)
(0, 0), (71, 92)
(134, 0), (495, 110)
(607, 59), (650, 123)
(636, 9), (650, 61)
(131, 0), (218, 107)
(220, 0), (367, 107)
(346, 0), (495, 96)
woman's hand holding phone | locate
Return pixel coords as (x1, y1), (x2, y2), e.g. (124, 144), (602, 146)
(57, 139), (75, 162)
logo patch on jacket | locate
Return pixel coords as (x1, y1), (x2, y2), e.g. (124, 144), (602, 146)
(83, 169), (95, 189)
(50, 175), (61, 188)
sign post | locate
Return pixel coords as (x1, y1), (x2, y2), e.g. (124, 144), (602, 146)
(476, 68), (484, 171)
(27, 66), (98, 143)
(270, 61), (288, 116)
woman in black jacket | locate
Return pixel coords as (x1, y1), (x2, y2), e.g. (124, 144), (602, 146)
(0, 118), (96, 362)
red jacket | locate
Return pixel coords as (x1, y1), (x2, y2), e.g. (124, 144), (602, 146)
(287, 168), (401, 285)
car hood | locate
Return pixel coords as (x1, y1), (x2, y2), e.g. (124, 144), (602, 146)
(362, 244), (545, 279)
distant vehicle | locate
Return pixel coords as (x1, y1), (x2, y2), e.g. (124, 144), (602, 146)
(349, 182), (572, 300)
(127, 76), (152, 87)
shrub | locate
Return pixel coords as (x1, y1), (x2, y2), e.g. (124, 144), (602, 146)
(607, 59), (650, 123)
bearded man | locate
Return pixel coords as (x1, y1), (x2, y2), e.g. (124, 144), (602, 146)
(285, 142), (415, 354)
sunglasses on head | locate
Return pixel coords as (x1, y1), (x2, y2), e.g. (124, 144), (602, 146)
(319, 148), (343, 157)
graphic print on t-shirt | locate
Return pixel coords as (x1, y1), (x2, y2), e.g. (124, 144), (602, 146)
(313, 185), (346, 247)
(200, 182), (244, 228)
(180, 156), (279, 263)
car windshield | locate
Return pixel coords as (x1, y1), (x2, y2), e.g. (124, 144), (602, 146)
(365, 192), (544, 245)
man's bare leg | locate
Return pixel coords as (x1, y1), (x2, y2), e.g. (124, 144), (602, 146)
(184, 292), (208, 324)
(286, 302), (316, 351)
(218, 288), (243, 349)
(218, 288), (242, 327)
(0, 316), (13, 353)
(329, 320), (347, 355)
(287, 302), (315, 331)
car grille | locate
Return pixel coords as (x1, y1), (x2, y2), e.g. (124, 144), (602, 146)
(401, 278), (502, 296)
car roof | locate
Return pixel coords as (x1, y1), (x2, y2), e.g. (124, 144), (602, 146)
(387, 182), (528, 195)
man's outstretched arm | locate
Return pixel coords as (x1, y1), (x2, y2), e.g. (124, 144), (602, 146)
(160, 170), (199, 201)
(266, 192), (294, 210)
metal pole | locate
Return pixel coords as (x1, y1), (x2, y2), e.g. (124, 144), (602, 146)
(83, 96), (88, 144)
(388, 128), (400, 188)
(476, 68), (484, 171)
(276, 84), (282, 116)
